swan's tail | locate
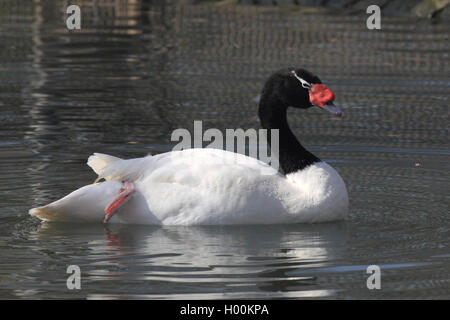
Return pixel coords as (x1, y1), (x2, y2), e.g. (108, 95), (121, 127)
(87, 152), (151, 181)
(87, 153), (122, 181)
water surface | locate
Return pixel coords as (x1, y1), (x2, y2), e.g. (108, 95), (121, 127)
(0, 0), (449, 299)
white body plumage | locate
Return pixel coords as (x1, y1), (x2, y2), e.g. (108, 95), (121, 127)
(29, 149), (348, 225)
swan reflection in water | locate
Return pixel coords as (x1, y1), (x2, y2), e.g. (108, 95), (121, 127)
(32, 222), (349, 299)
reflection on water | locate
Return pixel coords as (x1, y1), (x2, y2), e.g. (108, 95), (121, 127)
(7, 223), (349, 299)
(0, 0), (449, 299)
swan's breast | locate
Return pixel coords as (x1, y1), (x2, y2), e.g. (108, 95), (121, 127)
(282, 161), (349, 221)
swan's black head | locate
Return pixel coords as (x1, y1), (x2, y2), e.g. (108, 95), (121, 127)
(258, 68), (343, 174)
(260, 67), (342, 117)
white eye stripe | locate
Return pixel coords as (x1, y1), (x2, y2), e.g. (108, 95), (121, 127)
(291, 70), (313, 89)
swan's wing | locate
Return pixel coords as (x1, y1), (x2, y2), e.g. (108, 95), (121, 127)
(88, 149), (279, 183)
(87, 149), (284, 224)
(136, 149), (286, 224)
(87, 152), (153, 181)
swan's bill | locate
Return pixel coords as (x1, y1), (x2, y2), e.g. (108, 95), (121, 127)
(320, 103), (343, 118)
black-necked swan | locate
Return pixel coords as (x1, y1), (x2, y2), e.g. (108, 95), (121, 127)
(29, 68), (349, 225)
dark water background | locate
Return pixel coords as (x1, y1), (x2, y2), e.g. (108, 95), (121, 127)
(0, 0), (449, 299)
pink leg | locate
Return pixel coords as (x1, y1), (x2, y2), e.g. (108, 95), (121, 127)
(104, 181), (136, 223)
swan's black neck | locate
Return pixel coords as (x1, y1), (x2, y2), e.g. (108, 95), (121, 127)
(259, 98), (320, 175)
